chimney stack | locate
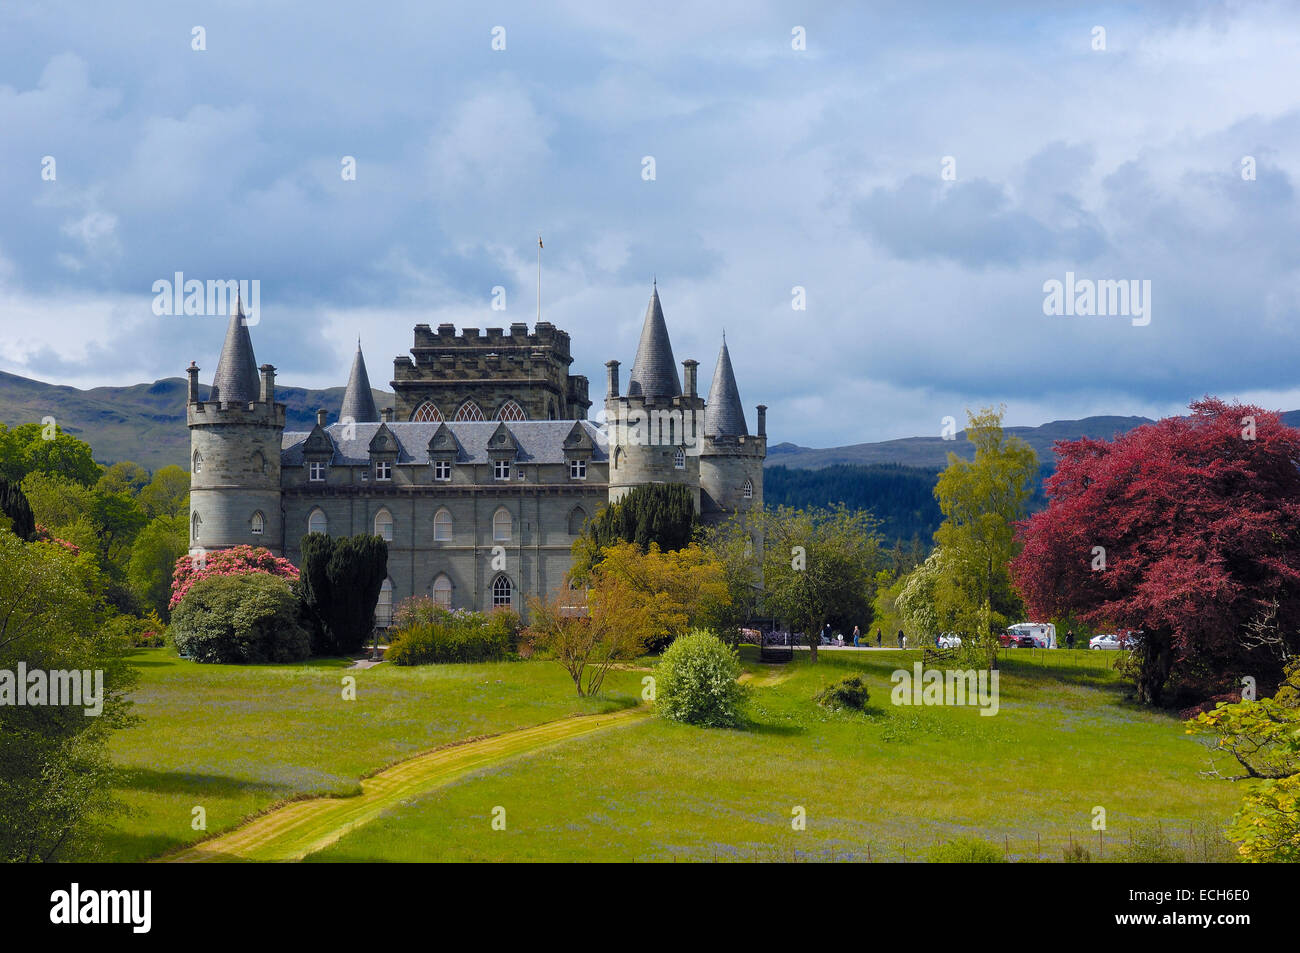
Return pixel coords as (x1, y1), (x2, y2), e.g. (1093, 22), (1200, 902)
(756, 404), (767, 438)
(605, 360), (620, 399)
(683, 359), (699, 399)
(186, 362), (200, 403)
(259, 364), (276, 403)
(381, 407), (394, 423)
(316, 408), (328, 428)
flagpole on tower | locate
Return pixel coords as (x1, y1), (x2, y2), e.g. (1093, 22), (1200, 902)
(537, 233), (543, 323)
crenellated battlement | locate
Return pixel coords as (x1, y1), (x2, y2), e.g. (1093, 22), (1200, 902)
(187, 400), (286, 427)
(392, 321), (590, 421)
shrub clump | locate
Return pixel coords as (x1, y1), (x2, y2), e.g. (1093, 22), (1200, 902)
(816, 674), (870, 711)
(170, 573), (310, 663)
(655, 629), (746, 728)
(385, 598), (521, 665)
(169, 544), (299, 610)
(927, 836), (1005, 863)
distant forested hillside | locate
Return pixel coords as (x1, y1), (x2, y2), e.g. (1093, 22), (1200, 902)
(763, 464), (944, 543)
(764, 461), (1053, 546)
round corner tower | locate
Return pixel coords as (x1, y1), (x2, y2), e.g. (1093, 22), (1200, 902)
(605, 284), (704, 511)
(187, 302), (285, 554)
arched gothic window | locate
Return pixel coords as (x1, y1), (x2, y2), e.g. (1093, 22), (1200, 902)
(496, 399), (526, 421)
(492, 574), (513, 608)
(567, 506), (588, 536)
(411, 401), (443, 422)
(454, 401), (485, 421)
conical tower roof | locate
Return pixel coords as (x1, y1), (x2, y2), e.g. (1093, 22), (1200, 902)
(210, 295), (260, 403)
(626, 283), (681, 399)
(704, 335), (748, 437)
(339, 341), (380, 423)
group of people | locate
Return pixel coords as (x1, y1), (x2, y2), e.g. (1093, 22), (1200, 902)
(817, 623), (902, 649)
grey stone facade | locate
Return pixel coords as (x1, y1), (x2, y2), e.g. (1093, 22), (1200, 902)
(187, 285), (765, 623)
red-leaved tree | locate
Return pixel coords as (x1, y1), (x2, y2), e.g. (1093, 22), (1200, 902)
(1012, 398), (1300, 706)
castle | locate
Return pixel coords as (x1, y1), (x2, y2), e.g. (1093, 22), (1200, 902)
(186, 284), (766, 622)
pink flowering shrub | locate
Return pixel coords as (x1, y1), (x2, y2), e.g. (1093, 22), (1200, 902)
(169, 544), (299, 610)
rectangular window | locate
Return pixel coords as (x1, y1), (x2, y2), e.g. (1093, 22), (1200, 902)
(569, 458), (587, 480)
(494, 459), (511, 480)
(376, 461), (392, 481)
(309, 461), (325, 482)
(433, 460), (451, 481)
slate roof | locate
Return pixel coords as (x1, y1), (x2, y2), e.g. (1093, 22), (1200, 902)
(210, 299), (260, 403)
(626, 284), (681, 399)
(339, 343), (380, 423)
(281, 420), (609, 466)
(704, 337), (748, 437)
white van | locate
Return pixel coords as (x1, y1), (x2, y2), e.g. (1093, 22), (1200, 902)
(1004, 622), (1057, 649)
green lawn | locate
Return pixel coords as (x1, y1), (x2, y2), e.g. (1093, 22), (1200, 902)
(306, 649), (1242, 862)
(102, 649), (642, 861)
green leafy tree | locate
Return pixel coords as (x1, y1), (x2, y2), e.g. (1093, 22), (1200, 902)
(932, 406), (1038, 668)
(138, 465), (190, 519)
(91, 490), (147, 568)
(128, 512), (189, 617)
(9, 423), (102, 487)
(760, 505), (883, 661)
(895, 548), (945, 643)
(0, 530), (137, 861)
(96, 461), (150, 497)
(1187, 660), (1300, 861)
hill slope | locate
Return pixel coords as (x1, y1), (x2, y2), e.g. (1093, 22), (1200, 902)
(0, 371), (393, 472)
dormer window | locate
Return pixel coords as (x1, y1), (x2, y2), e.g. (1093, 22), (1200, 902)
(494, 459), (511, 481)
(376, 460), (392, 481)
(309, 461), (326, 482)
(569, 459), (587, 480)
(433, 460), (452, 482)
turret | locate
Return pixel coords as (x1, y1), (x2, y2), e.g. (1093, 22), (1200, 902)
(187, 296), (286, 553)
(699, 335), (765, 524)
(339, 340), (380, 423)
(605, 283), (703, 509)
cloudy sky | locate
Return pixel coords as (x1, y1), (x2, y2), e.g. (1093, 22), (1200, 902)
(2, 0), (1299, 447)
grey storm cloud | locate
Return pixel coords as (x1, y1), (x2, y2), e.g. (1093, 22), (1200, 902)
(3, 0), (1300, 446)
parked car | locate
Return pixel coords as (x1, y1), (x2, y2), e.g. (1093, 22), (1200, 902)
(1090, 630), (1143, 650)
(937, 632), (962, 649)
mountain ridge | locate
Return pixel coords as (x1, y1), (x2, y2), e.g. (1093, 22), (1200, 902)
(2, 369), (1297, 474)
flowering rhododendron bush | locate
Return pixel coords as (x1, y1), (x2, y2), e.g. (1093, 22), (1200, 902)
(169, 544), (299, 610)
(1012, 398), (1300, 706)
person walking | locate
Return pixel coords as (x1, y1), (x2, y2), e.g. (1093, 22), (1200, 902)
(852, 625), (861, 647)
(1066, 630), (1076, 650)
(897, 630), (904, 649)
(876, 630), (882, 648)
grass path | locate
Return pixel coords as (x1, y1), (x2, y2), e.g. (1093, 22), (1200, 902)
(161, 706), (650, 862)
